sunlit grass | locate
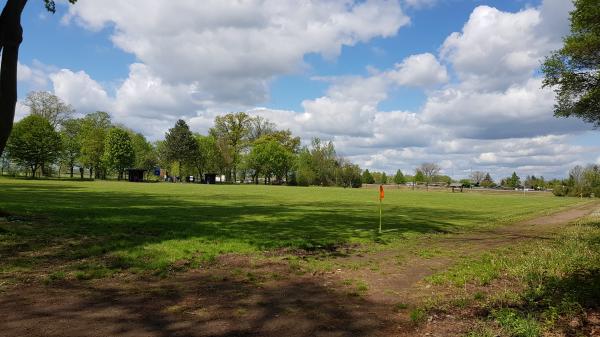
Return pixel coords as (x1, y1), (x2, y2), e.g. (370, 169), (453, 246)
(0, 178), (585, 279)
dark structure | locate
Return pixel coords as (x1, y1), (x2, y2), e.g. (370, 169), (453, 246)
(127, 168), (146, 182)
(204, 173), (217, 184)
(449, 183), (464, 192)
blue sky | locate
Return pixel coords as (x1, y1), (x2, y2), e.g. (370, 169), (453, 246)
(13, 0), (598, 179)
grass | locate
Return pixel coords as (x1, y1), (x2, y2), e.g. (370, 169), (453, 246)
(427, 216), (600, 336)
(0, 178), (585, 280)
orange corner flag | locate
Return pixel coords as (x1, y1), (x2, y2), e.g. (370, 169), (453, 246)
(379, 184), (384, 200)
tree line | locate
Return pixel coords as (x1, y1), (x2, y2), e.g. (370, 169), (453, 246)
(552, 165), (600, 198)
(0, 91), (365, 187)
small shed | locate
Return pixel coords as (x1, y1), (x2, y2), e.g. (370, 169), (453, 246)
(127, 168), (146, 182)
(449, 183), (464, 192)
(204, 173), (217, 184)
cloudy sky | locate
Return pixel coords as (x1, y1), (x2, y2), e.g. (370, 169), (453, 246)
(15, 0), (599, 179)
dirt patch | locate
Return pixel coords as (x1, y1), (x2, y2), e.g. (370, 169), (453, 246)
(1, 202), (598, 336)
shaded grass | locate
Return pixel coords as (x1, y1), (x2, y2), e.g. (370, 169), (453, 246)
(0, 178), (584, 280)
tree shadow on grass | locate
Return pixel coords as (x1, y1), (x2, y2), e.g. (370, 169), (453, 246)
(0, 268), (406, 337)
(0, 183), (492, 274)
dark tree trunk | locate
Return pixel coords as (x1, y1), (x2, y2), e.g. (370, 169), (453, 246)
(0, 0), (27, 157)
(70, 165), (74, 178)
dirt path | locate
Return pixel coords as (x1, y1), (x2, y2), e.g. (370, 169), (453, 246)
(0, 202), (597, 337)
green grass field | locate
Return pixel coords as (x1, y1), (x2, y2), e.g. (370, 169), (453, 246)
(0, 178), (585, 278)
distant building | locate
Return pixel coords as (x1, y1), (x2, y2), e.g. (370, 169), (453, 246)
(126, 168), (146, 182)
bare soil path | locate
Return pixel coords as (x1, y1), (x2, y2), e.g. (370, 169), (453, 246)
(0, 202), (597, 337)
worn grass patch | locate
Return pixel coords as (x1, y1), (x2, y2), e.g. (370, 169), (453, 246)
(426, 216), (600, 336)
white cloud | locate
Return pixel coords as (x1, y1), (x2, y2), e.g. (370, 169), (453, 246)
(440, 4), (564, 91)
(50, 69), (112, 114)
(387, 53), (448, 87)
(422, 78), (589, 139)
(64, 0), (409, 107)
(17, 62), (50, 89)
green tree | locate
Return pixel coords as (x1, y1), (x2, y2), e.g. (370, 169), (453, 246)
(295, 148), (315, 186)
(381, 172), (388, 184)
(79, 111), (111, 179)
(246, 137), (294, 184)
(542, 0), (600, 125)
(59, 118), (82, 178)
(0, 0), (78, 157)
(504, 172), (521, 188)
(336, 160), (362, 188)
(481, 173), (495, 188)
(210, 112), (252, 182)
(6, 115), (61, 177)
(310, 138), (337, 186)
(129, 131), (157, 175)
(459, 179), (472, 188)
(362, 169), (375, 184)
(394, 169), (406, 185)
(414, 170), (425, 183)
(103, 127), (135, 180)
(164, 119), (199, 177)
(194, 134), (220, 180)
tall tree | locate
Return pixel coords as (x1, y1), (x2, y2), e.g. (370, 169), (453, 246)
(129, 131), (157, 175)
(336, 159), (362, 188)
(194, 134), (220, 180)
(59, 118), (82, 178)
(210, 112), (252, 182)
(164, 119), (198, 177)
(542, 0), (600, 125)
(419, 162), (440, 187)
(393, 169), (406, 185)
(246, 137), (294, 184)
(0, 0), (77, 157)
(504, 172), (521, 188)
(103, 127), (135, 180)
(470, 171), (486, 186)
(24, 91), (74, 128)
(381, 172), (388, 184)
(481, 173), (494, 187)
(5, 114), (61, 177)
(362, 169), (375, 184)
(79, 111), (111, 179)
(414, 170), (425, 184)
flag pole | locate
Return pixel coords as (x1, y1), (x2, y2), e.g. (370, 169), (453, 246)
(378, 184), (384, 234)
(379, 198), (382, 234)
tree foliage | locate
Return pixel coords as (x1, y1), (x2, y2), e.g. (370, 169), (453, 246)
(542, 0), (600, 125)
(210, 112), (252, 182)
(164, 119), (198, 175)
(103, 127), (135, 180)
(60, 118), (82, 178)
(393, 169), (406, 184)
(79, 112), (111, 179)
(6, 115), (61, 176)
(362, 169), (375, 184)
